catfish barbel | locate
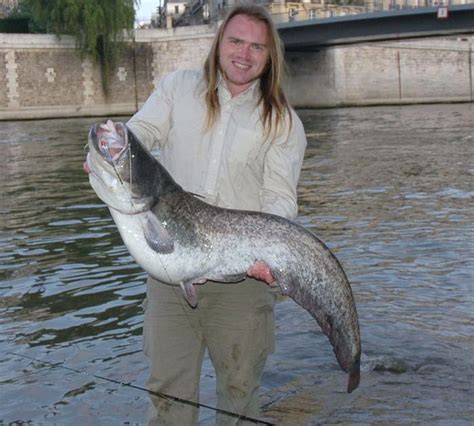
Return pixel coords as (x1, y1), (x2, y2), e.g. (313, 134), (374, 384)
(84, 120), (361, 393)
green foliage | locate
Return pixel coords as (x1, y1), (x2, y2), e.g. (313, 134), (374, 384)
(24, 0), (138, 95)
(8, 1), (47, 32)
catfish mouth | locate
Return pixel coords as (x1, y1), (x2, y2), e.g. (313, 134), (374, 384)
(85, 120), (154, 214)
(85, 121), (129, 176)
(90, 121), (128, 164)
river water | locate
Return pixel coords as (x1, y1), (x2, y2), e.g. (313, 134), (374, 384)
(0, 103), (472, 425)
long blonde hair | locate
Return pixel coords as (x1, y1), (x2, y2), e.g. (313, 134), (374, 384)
(203, 5), (292, 139)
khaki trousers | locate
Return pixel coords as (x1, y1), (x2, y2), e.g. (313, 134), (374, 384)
(143, 276), (276, 425)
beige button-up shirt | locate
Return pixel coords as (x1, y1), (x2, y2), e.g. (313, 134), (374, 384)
(127, 69), (307, 220)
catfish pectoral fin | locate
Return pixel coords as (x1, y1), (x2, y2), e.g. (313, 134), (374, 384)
(143, 211), (174, 254)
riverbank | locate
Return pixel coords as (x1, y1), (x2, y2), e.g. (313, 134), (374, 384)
(0, 29), (472, 120)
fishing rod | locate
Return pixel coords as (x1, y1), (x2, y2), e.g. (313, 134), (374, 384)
(8, 351), (274, 425)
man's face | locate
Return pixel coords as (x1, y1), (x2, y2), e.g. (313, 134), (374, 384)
(218, 14), (270, 97)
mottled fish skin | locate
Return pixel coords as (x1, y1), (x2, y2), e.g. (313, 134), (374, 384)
(87, 123), (361, 393)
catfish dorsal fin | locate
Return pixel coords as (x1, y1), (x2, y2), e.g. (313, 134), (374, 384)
(142, 211), (174, 254)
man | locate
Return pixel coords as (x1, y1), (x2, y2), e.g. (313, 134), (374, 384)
(127, 5), (307, 425)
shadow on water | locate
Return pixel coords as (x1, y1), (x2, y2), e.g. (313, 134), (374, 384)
(0, 104), (473, 424)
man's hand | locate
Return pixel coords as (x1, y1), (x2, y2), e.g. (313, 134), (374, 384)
(247, 261), (276, 286)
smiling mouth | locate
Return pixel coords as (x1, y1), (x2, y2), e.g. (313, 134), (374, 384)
(233, 61), (251, 70)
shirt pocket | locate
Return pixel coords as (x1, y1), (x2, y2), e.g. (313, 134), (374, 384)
(227, 126), (265, 171)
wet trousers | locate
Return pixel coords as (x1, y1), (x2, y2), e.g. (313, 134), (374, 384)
(143, 276), (276, 425)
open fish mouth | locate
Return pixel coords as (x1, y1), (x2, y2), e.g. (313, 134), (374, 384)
(91, 120), (128, 164)
(84, 120), (129, 175)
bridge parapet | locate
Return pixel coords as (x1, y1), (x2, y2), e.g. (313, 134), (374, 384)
(277, 3), (474, 49)
(269, 0), (473, 24)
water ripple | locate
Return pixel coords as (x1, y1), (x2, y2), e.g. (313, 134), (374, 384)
(1, 105), (473, 423)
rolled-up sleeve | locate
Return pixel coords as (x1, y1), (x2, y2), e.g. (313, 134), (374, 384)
(260, 111), (307, 220)
(127, 72), (176, 151)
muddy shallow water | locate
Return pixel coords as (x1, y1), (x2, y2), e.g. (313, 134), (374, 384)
(1, 103), (473, 424)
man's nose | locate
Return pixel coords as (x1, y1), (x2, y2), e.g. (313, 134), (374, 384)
(237, 43), (252, 60)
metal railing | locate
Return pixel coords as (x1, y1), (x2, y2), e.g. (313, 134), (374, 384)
(217, 0), (474, 25)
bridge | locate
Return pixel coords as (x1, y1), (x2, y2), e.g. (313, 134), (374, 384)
(277, 4), (474, 50)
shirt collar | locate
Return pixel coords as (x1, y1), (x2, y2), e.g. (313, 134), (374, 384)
(217, 72), (260, 104)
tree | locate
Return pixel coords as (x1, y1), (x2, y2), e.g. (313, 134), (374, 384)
(24, 0), (139, 95)
(7, 2), (46, 33)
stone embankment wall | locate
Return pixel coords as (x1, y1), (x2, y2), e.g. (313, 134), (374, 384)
(287, 37), (473, 108)
(0, 27), (472, 120)
(0, 26), (215, 120)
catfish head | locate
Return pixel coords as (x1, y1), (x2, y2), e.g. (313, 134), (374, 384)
(85, 120), (177, 214)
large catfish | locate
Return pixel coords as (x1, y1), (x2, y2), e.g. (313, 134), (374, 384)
(85, 120), (361, 393)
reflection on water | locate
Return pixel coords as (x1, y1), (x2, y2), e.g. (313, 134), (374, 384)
(1, 104), (473, 424)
